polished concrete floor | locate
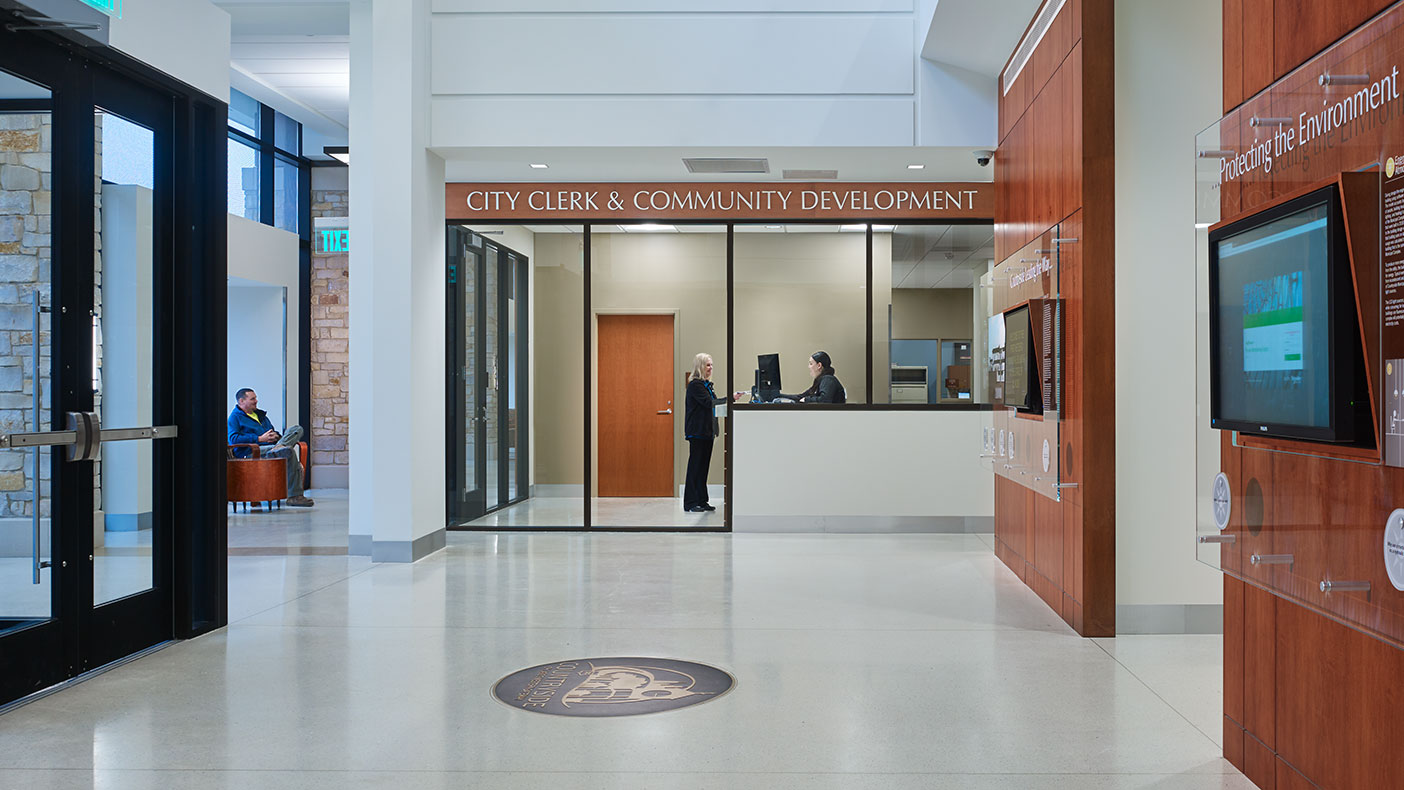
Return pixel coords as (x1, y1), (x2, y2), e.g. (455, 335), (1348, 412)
(0, 515), (1250, 788)
(463, 496), (726, 529)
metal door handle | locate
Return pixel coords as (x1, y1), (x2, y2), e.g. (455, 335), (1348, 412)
(0, 416), (179, 458)
(657, 409), (672, 414)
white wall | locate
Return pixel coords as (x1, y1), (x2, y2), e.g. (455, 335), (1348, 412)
(732, 409), (993, 530)
(1114, 0), (1224, 622)
(102, 0), (231, 101)
(227, 215), (300, 431)
(428, 1), (991, 149)
(226, 283), (287, 429)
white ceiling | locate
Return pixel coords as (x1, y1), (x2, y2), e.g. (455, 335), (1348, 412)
(216, 1), (350, 150)
(438, 146), (995, 183)
(922, 0), (1046, 79)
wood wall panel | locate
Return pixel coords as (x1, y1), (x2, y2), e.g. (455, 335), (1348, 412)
(1224, 576), (1245, 728)
(1242, 584), (1277, 748)
(1224, 0), (1244, 112)
(1244, 735), (1278, 790)
(994, 0), (1112, 638)
(1273, 760), (1316, 790)
(1273, 0), (1393, 80)
(1242, 0), (1275, 100)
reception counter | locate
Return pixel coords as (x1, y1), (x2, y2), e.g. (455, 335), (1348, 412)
(728, 404), (994, 533)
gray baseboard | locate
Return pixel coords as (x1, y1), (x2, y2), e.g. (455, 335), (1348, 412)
(732, 515), (994, 534)
(104, 512), (152, 533)
(1116, 604), (1224, 634)
(310, 465), (349, 489)
(348, 533), (371, 557)
(369, 528), (447, 563)
(533, 484), (584, 498)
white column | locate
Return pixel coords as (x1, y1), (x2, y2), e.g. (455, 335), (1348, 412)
(348, 0), (446, 561)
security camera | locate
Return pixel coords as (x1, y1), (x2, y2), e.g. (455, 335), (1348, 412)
(974, 150), (995, 167)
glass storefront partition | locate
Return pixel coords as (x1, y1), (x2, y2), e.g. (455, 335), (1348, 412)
(445, 219), (994, 531)
(888, 224), (996, 406)
(733, 225), (869, 404)
(589, 224), (727, 528)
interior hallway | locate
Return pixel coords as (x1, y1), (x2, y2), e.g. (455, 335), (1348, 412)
(0, 524), (1249, 789)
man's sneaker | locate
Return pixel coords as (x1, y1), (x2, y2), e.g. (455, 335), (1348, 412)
(286, 495), (315, 507)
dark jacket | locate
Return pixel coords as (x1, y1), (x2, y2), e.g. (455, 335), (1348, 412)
(228, 407), (277, 458)
(685, 377), (726, 440)
(785, 374), (847, 404)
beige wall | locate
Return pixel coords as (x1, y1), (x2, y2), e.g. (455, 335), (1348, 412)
(532, 233), (585, 486)
(589, 232), (727, 494)
(532, 229), (894, 487)
(890, 288), (976, 340)
(734, 231), (888, 405)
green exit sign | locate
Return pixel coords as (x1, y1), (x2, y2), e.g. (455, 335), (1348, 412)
(78, 0), (122, 18)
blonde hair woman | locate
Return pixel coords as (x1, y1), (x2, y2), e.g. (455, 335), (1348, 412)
(683, 353), (727, 513)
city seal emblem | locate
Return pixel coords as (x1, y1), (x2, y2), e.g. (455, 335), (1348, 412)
(493, 657), (735, 717)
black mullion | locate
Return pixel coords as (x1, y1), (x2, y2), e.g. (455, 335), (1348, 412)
(725, 224), (734, 531)
(497, 250), (509, 506)
(297, 156), (311, 477)
(517, 254), (530, 503)
(226, 127), (259, 148)
(866, 224), (874, 404)
(583, 226), (591, 530)
(258, 104), (274, 226)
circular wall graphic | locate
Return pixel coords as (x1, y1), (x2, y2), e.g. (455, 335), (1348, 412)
(1212, 472), (1232, 531)
(1008, 432), (1016, 459)
(999, 429), (1006, 456)
(1042, 439), (1051, 473)
(1385, 510), (1404, 592)
(493, 657), (735, 717)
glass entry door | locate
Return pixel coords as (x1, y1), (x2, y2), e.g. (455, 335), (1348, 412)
(446, 227), (528, 526)
(0, 40), (179, 707)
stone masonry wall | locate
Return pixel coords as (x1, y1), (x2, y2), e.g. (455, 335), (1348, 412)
(0, 113), (52, 518)
(309, 189), (349, 479)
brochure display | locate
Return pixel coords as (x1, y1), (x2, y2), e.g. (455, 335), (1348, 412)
(979, 228), (1066, 502)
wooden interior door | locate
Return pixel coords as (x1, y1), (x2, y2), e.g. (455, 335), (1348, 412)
(597, 314), (674, 496)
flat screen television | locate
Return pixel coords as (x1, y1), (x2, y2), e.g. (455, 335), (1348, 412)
(1208, 184), (1367, 443)
(1002, 305), (1042, 414)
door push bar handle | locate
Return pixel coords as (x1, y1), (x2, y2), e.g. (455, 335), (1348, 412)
(68, 411), (100, 462)
(657, 409), (673, 414)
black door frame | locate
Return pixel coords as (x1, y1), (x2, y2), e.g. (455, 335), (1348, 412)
(445, 228), (530, 527)
(0, 23), (228, 709)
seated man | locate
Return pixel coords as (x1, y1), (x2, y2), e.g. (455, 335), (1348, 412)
(227, 387), (314, 507)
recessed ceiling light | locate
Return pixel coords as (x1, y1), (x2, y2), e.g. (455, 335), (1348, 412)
(530, 163), (549, 169)
(840, 224), (868, 232)
(621, 223), (676, 232)
(323, 146), (349, 165)
(766, 225), (782, 229)
(907, 164), (925, 170)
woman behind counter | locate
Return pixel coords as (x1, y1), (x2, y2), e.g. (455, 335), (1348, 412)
(683, 353), (731, 513)
(784, 350), (847, 404)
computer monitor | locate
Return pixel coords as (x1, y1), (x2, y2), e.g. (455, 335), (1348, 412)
(756, 353), (781, 401)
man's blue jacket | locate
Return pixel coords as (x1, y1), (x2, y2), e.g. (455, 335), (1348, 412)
(228, 407), (276, 459)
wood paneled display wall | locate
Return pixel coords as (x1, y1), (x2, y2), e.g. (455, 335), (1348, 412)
(993, 0), (1116, 637)
(1219, 2), (1404, 788)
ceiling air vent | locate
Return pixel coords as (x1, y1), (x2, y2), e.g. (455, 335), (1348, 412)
(683, 158), (770, 174)
(1002, 0), (1068, 96)
(782, 169), (838, 180)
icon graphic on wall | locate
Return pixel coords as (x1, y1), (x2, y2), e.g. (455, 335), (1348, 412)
(1387, 359), (1404, 466)
(493, 657), (734, 717)
(1390, 157), (1397, 179)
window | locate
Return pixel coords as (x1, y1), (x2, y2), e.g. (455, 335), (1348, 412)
(273, 154), (299, 233)
(227, 91), (307, 236)
(227, 136), (259, 221)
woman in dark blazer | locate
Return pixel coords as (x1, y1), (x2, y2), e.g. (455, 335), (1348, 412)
(683, 352), (730, 513)
(784, 350), (847, 404)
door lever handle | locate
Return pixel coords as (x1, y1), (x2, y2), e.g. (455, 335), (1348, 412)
(657, 409), (673, 414)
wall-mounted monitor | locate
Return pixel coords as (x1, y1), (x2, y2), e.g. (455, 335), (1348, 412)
(1208, 184), (1367, 443)
(1003, 305), (1042, 414)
